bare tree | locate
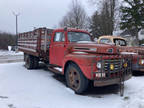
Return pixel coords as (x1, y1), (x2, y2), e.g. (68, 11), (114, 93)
(59, 0), (89, 30)
(90, 11), (105, 38)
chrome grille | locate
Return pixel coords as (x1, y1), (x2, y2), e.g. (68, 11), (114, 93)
(103, 59), (121, 73)
(91, 55), (132, 80)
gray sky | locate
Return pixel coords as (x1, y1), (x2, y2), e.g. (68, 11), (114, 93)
(0, 0), (95, 34)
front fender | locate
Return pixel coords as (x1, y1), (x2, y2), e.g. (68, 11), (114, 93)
(62, 53), (97, 80)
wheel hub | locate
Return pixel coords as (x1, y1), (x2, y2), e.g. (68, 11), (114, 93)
(69, 68), (80, 90)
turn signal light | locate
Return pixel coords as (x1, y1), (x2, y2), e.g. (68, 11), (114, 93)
(110, 64), (114, 70)
(123, 63), (128, 68)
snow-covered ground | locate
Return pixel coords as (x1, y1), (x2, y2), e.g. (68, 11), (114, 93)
(0, 62), (144, 108)
(0, 50), (23, 63)
(0, 50), (23, 56)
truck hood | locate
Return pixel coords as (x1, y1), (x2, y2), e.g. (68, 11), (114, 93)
(118, 46), (144, 55)
(68, 42), (118, 55)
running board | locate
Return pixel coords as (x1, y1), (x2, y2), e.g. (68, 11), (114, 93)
(47, 65), (63, 74)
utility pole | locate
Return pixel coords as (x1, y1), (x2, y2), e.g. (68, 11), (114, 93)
(13, 12), (20, 51)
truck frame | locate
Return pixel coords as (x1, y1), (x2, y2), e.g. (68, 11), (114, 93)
(18, 28), (132, 95)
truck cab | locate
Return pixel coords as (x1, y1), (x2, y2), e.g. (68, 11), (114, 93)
(49, 29), (92, 67)
(98, 35), (144, 73)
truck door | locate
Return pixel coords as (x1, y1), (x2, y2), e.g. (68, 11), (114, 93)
(50, 31), (67, 66)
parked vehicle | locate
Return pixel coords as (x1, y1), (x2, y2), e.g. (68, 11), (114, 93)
(18, 28), (132, 95)
(98, 36), (144, 73)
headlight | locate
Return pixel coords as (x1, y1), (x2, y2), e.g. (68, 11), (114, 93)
(97, 62), (101, 69)
(139, 59), (144, 65)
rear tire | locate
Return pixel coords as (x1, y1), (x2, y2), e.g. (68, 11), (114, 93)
(25, 55), (34, 69)
(65, 63), (89, 94)
(33, 57), (39, 69)
(24, 53), (26, 62)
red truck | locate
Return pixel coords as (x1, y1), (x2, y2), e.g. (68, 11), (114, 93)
(98, 36), (144, 74)
(18, 28), (132, 95)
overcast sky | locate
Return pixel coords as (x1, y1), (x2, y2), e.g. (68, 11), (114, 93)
(0, 0), (95, 34)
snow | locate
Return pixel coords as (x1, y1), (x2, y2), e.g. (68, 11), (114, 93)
(0, 50), (23, 56)
(54, 67), (62, 72)
(0, 50), (23, 63)
(121, 52), (138, 55)
(138, 29), (144, 40)
(0, 62), (144, 108)
(121, 77), (144, 108)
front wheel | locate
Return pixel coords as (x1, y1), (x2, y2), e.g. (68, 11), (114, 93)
(65, 63), (89, 94)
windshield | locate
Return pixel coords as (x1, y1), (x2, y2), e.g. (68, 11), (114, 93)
(100, 38), (113, 44)
(114, 39), (127, 46)
(68, 32), (91, 42)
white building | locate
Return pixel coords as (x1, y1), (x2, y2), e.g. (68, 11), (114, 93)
(138, 29), (144, 40)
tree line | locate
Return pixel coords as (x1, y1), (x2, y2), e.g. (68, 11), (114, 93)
(0, 32), (16, 50)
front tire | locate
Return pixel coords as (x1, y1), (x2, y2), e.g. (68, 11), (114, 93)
(65, 63), (89, 94)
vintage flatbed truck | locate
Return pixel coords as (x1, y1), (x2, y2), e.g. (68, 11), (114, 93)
(18, 28), (132, 95)
(98, 36), (144, 73)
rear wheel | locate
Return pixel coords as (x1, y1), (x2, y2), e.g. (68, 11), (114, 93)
(33, 57), (39, 69)
(25, 55), (34, 69)
(24, 53), (26, 62)
(65, 63), (89, 94)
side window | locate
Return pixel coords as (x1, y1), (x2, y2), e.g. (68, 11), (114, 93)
(54, 32), (61, 42)
(114, 39), (127, 46)
(61, 33), (65, 42)
(54, 32), (65, 42)
(100, 38), (112, 44)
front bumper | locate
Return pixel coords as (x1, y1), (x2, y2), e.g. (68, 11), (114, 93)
(91, 55), (132, 87)
(94, 74), (132, 87)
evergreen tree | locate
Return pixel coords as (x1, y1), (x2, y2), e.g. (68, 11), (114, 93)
(90, 0), (120, 38)
(90, 11), (105, 38)
(120, 0), (144, 44)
